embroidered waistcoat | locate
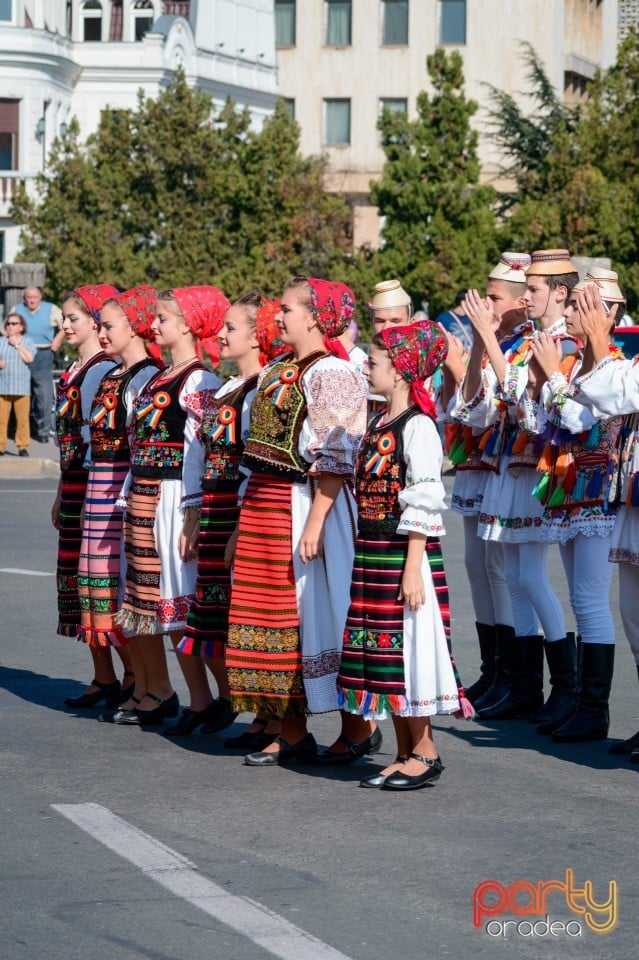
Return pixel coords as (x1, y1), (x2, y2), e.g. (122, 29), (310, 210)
(201, 375), (258, 491)
(241, 352), (325, 483)
(131, 361), (204, 479)
(56, 351), (113, 471)
(356, 407), (421, 534)
(89, 358), (160, 463)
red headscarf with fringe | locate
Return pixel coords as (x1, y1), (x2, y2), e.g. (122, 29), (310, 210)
(380, 319), (448, 419)
(172, 285), (230, 365)
(308, 278), (356, 360)
(73, 284), (119, 323)
(108, 285), (163, 365)
(256, 297), (289, 366)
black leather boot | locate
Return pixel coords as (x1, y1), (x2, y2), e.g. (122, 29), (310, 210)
(477, 635), (544, 720)
(465, 623), (497, 703)
(551, 643), (615, 742)
(471, 624), (513, 713)
(534, 634), (578, 734)
(609, 664), (639, 755)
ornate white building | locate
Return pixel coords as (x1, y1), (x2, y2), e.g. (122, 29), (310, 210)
(0, 0), (278, 262)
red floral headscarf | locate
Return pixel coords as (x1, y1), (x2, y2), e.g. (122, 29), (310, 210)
(256, 298), (288, 366)
(108, 285), (157, 340)
(307, 278), (356, 358)
(172, 285), (230, 365)
(380, 319), (448, 418)
(73, 284), (119, 323)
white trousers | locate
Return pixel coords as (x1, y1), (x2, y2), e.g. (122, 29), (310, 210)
(502, 541), (566, 641)
(619, 564), (639, 663)
(463, 516), (513, 626)
(559, 534), (615, 646)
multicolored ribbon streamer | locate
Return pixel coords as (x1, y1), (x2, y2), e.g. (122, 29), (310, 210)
(263, 365), (299, 408)
(136, 390), (171, 429)
(57, 385), (81, 419)
(90, 392), (118, 429)
(209, 404), (237, 444)
(364, 432), (396, 476)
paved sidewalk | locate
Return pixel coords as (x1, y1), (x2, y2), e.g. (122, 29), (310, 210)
(0, 433), (59, 478)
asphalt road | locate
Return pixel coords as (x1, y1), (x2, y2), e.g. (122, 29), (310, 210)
(1, 476), (637, 960)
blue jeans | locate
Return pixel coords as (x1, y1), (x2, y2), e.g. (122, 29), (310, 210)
(30, 347), (54, 439)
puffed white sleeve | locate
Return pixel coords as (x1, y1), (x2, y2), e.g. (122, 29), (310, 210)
(180, 369), (221, 510)
(451, 365), (503, 429)
(575, 355), (639, 417)
(300, 359), (368, 475)
(397, 415), (447, 537)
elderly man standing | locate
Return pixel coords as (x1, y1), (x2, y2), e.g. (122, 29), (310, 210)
(13, 286), (64, 442)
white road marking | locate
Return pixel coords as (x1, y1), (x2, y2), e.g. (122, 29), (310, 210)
(0, 567), (55, 577)
(52, 803), (353, 960)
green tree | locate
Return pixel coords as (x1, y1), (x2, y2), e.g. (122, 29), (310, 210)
(11, 73), (352, 305)
(370, 48), (498, 318)
(487, 35), (639, 310)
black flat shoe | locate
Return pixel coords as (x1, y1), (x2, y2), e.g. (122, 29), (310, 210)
(244, 733), (318, 766)
(65, 679), (121, 709)
(199, 698), (238, 734)
(360, 756), (408, 788)
(163, 701), (222, 737)
(224, 725), (278, 750)
(314, 726), (383, 765)
(382, 754), (444, 791)
(98, 696), (141, 723)
(134, 691), (179, 727)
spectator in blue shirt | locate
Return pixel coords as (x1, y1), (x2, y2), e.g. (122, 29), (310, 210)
(0, 311), (36, 457)
(436, 289), (474, 350)
(13, 287), (64, 441)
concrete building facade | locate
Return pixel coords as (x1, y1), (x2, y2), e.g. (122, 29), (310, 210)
(275, 0), (619, 247)
(0, 0), (278, 262)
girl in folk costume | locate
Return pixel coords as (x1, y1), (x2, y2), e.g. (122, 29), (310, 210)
(225, 277), (368, 766)
(110, 286), (226, 726)
(336, 320), (461, 791)
(453, 250), (580, 721)
(563, 278), (639, 757)
(443, 253), (531, 707)
(528, 271), (624, 741)
(70, 288), (161, 710)
(167, 293), (287, 739)
(53, 286), (119, 705)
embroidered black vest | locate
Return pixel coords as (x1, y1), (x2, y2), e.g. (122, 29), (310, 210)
(356, 407), (422, 533)
(241, 351), (326, 483)
(201, 375), (259, 491)
(89, 358), (160, 463)
(131, 361), (205, 479)
(56, 352), (114, 471)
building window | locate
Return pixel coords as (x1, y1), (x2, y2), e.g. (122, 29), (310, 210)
(380, 97), (408, 114)
(133, 0), (154, 41)
(82, 0), (103, 41)
(0, 0), (13, 23)
(325, 99), (351, 146)
(275, 0), (296, 47)
(326, 1), (351, 46)
(382, 0), (408, 45)
(0, 99), (19, 170)
(440, 0), (466, 44)
(283, 98), (295, 121)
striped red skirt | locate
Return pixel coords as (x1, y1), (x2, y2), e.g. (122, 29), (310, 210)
(226, 473), (306, 718)
(56, 465), (89, 637)
(178, 487), (239, 658)
(77, 461), (129, 648)
(114, 478), (162, 637)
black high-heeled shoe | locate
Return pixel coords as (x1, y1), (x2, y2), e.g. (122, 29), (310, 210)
(382, 754), (444, 791)
(64, 679), (121, 709)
